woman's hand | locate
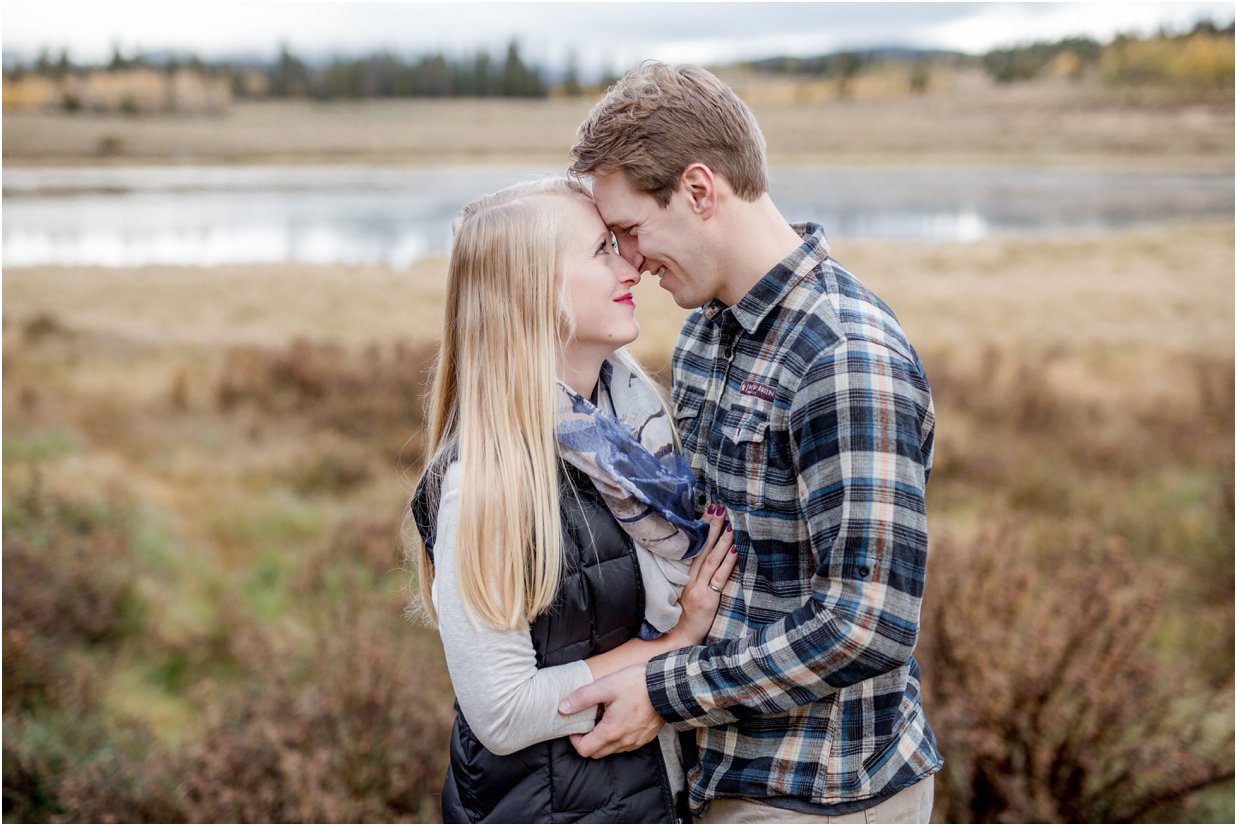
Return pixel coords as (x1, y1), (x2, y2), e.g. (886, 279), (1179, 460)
(578, 504), (738, 682)
(668, 504), (738, 646)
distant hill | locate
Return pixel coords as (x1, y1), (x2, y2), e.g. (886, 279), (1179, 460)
(745, 45), (967, 74)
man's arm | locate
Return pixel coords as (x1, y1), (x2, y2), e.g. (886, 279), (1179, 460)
(563, 338), (933, 744)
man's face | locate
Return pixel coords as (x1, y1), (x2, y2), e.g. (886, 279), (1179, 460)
(591, 170), (713, 310)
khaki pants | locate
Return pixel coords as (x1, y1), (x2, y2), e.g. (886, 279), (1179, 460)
(696, 776), (934, 824)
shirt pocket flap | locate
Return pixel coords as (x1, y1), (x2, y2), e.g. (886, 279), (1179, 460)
(723, 407), (770, 446)
(674, 390), (705, 422)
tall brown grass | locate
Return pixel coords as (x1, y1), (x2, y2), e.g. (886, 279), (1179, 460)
(54, 592), (454, 823)
(917, 346), (1235, 821)
(2, 316), (1232, 823)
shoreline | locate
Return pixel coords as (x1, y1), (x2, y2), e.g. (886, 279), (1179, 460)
(4, 153), (1233, 173)
(4, 89), (1231, 172)
(5, 220), (1230, 364)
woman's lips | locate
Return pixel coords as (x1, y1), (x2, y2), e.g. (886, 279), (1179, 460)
(613, 293), (635, 306)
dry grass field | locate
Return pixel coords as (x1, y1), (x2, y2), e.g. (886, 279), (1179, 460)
(3, 69), (1233, 169)
(2, 68), (1234, 823)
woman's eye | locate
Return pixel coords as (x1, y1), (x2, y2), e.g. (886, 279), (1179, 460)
(595, 240), (610, 256)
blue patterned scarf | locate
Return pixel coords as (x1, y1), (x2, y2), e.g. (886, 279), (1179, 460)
(555, 359), (709, 634)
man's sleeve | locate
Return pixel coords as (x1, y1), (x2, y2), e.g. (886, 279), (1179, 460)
(645, 339), (934, 728)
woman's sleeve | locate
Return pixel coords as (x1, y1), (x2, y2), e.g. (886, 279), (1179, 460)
(432, 463), (597, 756)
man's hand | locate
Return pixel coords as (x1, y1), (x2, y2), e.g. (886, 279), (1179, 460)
(558, 664), (664, 758)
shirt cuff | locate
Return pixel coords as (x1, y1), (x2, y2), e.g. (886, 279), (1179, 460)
(646, 647), (709, 728)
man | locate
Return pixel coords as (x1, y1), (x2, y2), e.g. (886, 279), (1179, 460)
(557, 63), (942, 823)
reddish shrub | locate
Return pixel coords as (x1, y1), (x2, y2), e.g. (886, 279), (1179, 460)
(161, 596), (454, 822)
(920, 526), (1234, 822)
(215, 337), (438, 450)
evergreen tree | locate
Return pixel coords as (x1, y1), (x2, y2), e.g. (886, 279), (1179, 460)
(500, 40), (545, 97)
(562, 51), (583, 97)
(271, 43), (309, 97)
(474, 51), (493, 96)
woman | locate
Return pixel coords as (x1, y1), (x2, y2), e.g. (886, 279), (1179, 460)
(409, 177), (737, 823)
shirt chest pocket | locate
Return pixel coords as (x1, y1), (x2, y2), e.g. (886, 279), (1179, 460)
(720, 405), (799, 513)
(674, 391), (706, 453)
(720, 406), (771, 510)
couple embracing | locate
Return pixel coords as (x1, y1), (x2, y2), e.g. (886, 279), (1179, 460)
(410, 63), (941, 824)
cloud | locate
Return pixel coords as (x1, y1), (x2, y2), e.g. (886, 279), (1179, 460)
(3, 0), (1232, 71)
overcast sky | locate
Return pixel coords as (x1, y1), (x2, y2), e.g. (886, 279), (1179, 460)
(4, 1), (1233, 77)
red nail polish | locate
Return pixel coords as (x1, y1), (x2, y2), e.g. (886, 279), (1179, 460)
(725, 524), (732, 533)
(730, 546), (737, 554)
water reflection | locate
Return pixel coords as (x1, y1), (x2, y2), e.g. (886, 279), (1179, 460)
(3, 165), (1231, 269)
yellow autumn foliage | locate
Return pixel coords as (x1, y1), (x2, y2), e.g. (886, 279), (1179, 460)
(1101, 32), (1235, 89)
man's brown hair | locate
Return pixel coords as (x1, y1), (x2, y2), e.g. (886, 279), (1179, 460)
(569, 62), (768, 207)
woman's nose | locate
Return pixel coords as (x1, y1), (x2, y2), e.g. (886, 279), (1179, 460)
(615, 255), (642, 287)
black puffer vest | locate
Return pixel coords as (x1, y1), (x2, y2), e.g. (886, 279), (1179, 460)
(414, 462), (677, 824)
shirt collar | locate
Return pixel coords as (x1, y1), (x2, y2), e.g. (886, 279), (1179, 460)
(701, 223), (830, 334)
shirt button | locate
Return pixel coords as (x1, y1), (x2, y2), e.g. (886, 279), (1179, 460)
(723, 345), (735, 360)
(858, 566), (870, 578)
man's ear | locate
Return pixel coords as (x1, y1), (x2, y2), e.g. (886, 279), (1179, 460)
(680, 164), (716, 219)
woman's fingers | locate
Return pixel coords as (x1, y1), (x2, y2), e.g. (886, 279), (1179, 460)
(694, 522), (734, 586)
(673, 512), (739, 644)
(708, 537), (739, 592)
(689, 503), (726, 577)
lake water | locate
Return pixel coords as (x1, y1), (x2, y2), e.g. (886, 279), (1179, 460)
(3, 164), (1231, 269)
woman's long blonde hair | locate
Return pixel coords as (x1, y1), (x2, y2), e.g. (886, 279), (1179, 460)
(410, 177), (668, 630)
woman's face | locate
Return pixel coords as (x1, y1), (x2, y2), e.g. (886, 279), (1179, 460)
(557, 195), (642, 357)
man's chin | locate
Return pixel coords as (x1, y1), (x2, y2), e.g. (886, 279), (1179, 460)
(656, 280), (691, 309)
(672, 290), (703, 310)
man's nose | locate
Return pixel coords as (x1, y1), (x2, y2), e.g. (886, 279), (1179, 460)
(615, 234), (644, 272)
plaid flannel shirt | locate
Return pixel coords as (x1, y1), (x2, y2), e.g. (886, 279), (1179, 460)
(646, 224), (942, 813)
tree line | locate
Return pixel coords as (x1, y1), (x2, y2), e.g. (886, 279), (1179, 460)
(6, 40), (607, 100)
(268, 41), (561, 99)
(7, 19), (1232, 103)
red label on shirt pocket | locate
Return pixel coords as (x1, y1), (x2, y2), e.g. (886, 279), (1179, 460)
(740, 380), (776, 402)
